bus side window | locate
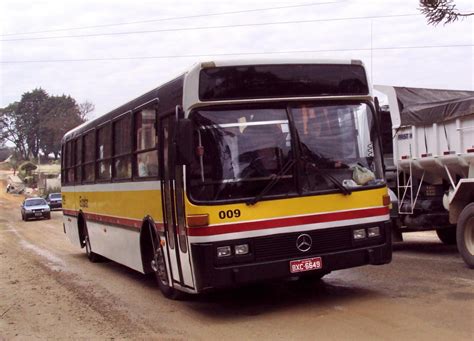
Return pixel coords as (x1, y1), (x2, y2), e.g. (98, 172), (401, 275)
(113, 116), (132, 179)
(135, 109), (158, 178)
(83, 131), (95, 182)
(97, 124), (112, 181)
(66, 141), (75, 184)
(74, 137), (82, 183)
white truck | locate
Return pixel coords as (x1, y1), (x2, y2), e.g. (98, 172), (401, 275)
(376, 85), (474, 268)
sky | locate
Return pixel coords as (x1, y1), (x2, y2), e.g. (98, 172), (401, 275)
(0, 0), (472, 119)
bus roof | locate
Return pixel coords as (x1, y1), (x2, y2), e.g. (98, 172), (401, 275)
(63, 58), (366, 142)
(197, 57), (362, 68)
(62, 74), (185, 142)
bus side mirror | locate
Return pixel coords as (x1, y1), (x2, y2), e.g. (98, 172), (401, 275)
(177, 118), (194, 165)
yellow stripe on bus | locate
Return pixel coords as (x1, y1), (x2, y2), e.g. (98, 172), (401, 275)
(185, 187), (388, 225)
(62, 190), (164, 222)
(63, 186), (387, 226)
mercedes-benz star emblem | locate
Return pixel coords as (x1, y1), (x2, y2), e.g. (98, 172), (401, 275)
(296, 234), (312, 252)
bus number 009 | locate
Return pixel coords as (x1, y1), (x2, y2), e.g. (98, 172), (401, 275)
(218, 209), (241, 219)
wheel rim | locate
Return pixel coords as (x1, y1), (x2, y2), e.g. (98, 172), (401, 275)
(151, 244), (169, 286)
(464, 217), (474, 255)
(85, 235), (91, 256)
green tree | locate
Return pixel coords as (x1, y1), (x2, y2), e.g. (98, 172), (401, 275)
(17, 88), (49, 159)
(419, 0), (474, 25)
(0, 102), (30, 160)
(1, 89), (90, 160)
(39, 95), (86, 160)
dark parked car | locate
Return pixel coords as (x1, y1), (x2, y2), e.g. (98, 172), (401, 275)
(21, 198), (51, 221)
(46, 193), (62, 210)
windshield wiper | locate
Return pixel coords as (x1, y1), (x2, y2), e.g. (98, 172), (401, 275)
(297, 137), (352, 195)
(304, 161), (352, 195)
(246, 159), (296, 206)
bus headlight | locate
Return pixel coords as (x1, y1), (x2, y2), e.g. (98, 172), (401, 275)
(368, 227), (380, 237)
(217, 246), (232, 258)
(235, 244), (249, 255)
(353, 229), (367, 240)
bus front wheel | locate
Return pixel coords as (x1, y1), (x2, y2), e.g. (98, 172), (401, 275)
(150, 234), (184, 300)
(457, 203), (474, 268)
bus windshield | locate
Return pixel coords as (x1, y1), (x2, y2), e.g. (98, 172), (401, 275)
(188, 102), (383, 203)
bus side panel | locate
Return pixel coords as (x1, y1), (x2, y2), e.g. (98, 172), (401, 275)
(62, 188), (81, 247)
(64, 215), (81, 247)
(87, 220), (145, 273)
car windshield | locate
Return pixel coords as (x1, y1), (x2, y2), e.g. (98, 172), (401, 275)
(50, 193), (61, 199)
(188, 102), (383, 203)
(25, 199), (47, 206)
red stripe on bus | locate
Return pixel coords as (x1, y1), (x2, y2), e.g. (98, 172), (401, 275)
(84, 212), (142, 229)
(62, 209), (164, 231)
(187, 207), (389, 237)
(63, 209), (78, 217)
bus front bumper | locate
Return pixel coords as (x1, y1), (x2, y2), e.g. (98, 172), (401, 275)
(191, 222), (392, 292)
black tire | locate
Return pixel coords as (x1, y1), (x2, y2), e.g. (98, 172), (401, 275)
(83, 222), (101, 263)
(436, 226), (457, 245)
(456, 203), (474, 268)
(149, 227), (184, 300)
(45, 213), (51, 220)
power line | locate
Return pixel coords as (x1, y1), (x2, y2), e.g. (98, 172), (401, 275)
(1, 13), (421, 42)
(2, 44), (471, 64)
(1, 1), (344, 37)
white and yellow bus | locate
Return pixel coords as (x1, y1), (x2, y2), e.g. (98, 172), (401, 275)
(61, 59), (392, 298)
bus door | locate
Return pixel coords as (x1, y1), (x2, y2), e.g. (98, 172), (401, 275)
(160, 115), (195, 290)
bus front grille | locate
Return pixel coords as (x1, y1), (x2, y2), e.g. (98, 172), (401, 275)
(253, 227), (353, 262)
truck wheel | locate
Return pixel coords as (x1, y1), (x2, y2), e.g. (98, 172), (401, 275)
(456, 203), (474, 268)
(436, 226), (457, 245)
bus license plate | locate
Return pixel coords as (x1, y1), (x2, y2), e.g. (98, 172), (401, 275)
(290, 257), (322, 273)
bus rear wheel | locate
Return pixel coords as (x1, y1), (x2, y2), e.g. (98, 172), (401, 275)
(457, 203), (474, 268)
(150, 233), (184, 300)
(83, 222), (101, 263)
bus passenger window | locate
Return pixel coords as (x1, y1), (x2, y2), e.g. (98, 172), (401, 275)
(66, 141), (75, 184)
(135, 109), (156, 150)
(74, 138), (82, 182)
(97, 125), (112, 180)
(83, 131), (95, 182)
(113, 116), (132, 179)
(137, 151), (158, 177)
(135, 109), (158, 178)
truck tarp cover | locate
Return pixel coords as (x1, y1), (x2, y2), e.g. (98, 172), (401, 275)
(394, 87), (474, 126)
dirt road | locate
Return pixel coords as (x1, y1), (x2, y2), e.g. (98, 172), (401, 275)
(0, 172), (473, 340)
